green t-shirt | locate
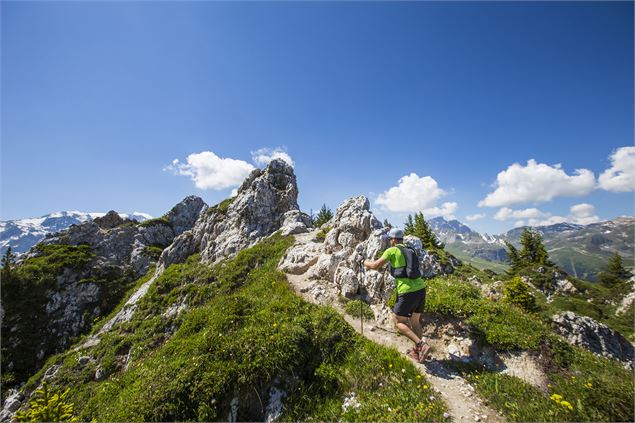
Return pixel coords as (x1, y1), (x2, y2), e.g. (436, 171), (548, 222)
(380, 244), (425, 294)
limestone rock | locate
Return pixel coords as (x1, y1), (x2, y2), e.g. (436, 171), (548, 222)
(278, 242), (322, 275)
(323, 196), (381, 254)
(280, 210), (312, 236)
(335, 266), (359, 298)
(552, 311), (634, 366)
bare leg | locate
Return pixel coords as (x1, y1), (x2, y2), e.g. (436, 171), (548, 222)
(393, 314), (422, 345)
(410, 312), (423, 340)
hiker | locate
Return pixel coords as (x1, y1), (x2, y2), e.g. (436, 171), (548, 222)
(364, 228), (431, 363)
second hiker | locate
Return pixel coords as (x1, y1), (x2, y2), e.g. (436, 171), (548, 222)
(364, 228), (431, 363)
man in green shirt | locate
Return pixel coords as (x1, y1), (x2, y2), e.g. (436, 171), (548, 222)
(364, 228), (431, 363)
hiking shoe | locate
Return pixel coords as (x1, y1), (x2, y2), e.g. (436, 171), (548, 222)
(406, 348), (420, 362)
(415, 342), (431, 363)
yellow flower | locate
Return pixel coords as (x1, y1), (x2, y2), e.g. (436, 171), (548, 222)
(416, 375), (422, 379)
(389, 364), (393, 368)
(585, 382), (593, 388)
(550, 394), (563, 402)
(273, 323), (277, 328)
(560, 400), (573, 411)
(423, 385), (428, 389)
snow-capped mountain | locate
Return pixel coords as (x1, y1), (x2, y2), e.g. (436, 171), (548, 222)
(0, 211), (152, 255)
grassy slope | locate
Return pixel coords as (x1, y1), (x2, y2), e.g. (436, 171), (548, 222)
(427, 264), (634, 422)
(23, 234), (448, 422)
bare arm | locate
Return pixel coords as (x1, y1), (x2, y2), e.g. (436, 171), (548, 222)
(364, 257), (388, 270)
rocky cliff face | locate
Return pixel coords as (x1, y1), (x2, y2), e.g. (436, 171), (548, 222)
(159, 159), (309, 269)
(2, 197), (206, 392)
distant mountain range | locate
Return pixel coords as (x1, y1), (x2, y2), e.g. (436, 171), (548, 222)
(428, 216), (634, 280)
(0, 211), (152, 256)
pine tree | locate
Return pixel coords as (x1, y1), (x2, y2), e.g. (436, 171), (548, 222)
(404, 212), (442, 250)
(505, 241), (523, 274)
(1, 247), (16, 280)
(15, 383), (78, 422)
(314, 204), (333, 228)
(518, 229), (551, 266)
(383, 219), (392, 229)
(599, 252), (630, 285)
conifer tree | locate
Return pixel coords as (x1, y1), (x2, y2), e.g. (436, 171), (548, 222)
(404, 212), (442, 250)
(505, 241), (523, 274)
(1, 247), (16, 281)
(383, 219), (392, 229)
(598, 252), (630, 285)
(314, 204), (333, 228)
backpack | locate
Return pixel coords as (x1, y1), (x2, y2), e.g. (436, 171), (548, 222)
(389, 246), (422, 279)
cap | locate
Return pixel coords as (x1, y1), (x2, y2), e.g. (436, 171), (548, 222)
(388, 228), (404, 239)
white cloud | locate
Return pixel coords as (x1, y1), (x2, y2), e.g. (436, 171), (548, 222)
(568, 203), (601, 225)
(505, 203), (601, 227)
(251, 147), (295, 167)
(375, 173), (447, 213)
(422, 202), (458, 220)
(513, 220), (525, 228)
(164, 151), (255, 190)
(598, 146), (635, 192)
(466, 213), (486, 221)
(494, 207), (550, 221)
(479, 159), (596, 207)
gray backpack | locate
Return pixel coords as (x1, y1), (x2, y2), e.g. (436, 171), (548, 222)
(389, 246), (422, 279)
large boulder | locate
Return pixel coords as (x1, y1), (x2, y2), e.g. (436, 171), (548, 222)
(324, 196), (382, 254)
(552, 311), (634, 366)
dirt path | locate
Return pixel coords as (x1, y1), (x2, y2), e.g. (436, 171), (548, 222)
(285, 271), (505, 423)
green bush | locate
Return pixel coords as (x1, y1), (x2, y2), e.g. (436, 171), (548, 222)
(15, 383), (78, 422)
(344, 299), (374, 320)
(425, 277), (481, 317)
(503, 276), (537, 312)
(466, 302), (548, 350)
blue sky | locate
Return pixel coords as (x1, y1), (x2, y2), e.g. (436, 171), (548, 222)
(1, 1), (633, 234)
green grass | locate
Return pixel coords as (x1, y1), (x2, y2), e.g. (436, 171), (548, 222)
(24, 234), (448, 422)
(343, 299), (375, 320)
(315, 226), (332, 242)
(144, 245), (164, 261)
(450, 334), (634, 422)
(204, 197), (235, 217)
(426, 276), (549, 350)
(139, 216), (171, 228)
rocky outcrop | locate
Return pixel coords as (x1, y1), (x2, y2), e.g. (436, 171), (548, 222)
(552, 311), (634, 366)
(278, 195), (461, 304)
(160, 159), (304, 268)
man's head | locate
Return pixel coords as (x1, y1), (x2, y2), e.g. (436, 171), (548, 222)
(387, 228), (404, 246)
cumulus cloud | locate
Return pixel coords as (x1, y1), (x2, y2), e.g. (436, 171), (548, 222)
(375, 173), (447, 213)
(501, 203), (601, 227)
(598, 146), (635, 192)
(251, 147), (295, 167)
(479, 159), (596, 207)
(422, 202), (458, 220)
(494, 207), (549, 221)
(164, 151), (255, 190)
(466, 213), (486, 221)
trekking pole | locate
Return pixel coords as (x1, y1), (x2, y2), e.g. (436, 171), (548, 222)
(358, 254), (366, 336)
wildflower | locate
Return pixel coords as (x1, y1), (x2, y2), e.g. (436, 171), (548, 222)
(560, 400), (573, 411)
(402, 368), (406, 373)
(550, 394), (563, 403)
(273, 323), (277, 328)
(389, 364), (393, 368)
(429, 395), (435, 401)
(416, 375), (422, 379)
(585, 382), (593, 388)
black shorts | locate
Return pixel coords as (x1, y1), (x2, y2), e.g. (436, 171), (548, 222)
(393, 288), (426, 317)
